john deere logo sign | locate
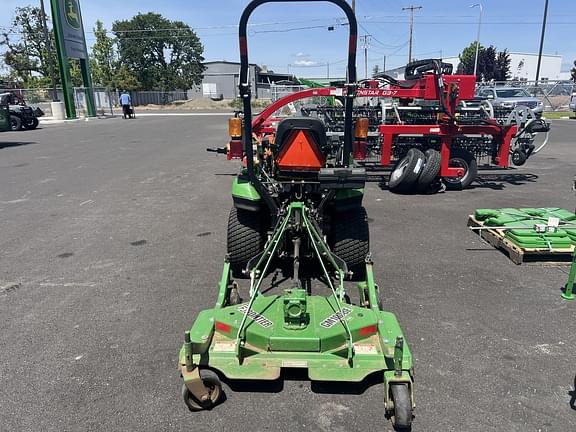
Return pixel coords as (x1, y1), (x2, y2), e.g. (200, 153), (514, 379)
(65, 0), (81, 29)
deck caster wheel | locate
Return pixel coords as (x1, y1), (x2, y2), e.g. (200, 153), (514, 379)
(182, 369), (223, 411)
(390, 383), (412, 431)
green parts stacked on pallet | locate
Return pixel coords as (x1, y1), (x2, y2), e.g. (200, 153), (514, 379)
(475, 208), (576, 249)
(178, 1), (414, 429)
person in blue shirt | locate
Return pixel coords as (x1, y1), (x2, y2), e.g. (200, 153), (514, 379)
(119, 91), (132, 119)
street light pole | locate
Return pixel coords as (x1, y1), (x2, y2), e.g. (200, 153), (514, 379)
(470, 3), (483, 77)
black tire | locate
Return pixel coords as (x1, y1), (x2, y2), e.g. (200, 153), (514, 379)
(391, 383), (413, 430)
(443, 148), (478, 191)
(182, 369), (223, 411)
(331, 206), (369, 281)
(25, 118), (39, 130)
(10, 115), (22, 131)
(388, 148), (425, 192)
(227, 206), (264, 278)
(417, 149), (441, 186)
(511, 149), (528, 166)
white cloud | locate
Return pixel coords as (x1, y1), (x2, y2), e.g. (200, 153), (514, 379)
(294, 59), (318, 66)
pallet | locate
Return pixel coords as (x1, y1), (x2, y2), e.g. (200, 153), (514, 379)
(467, 215), (575, 265)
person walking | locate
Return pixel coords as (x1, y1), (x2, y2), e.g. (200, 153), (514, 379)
(119, 91), (132, 119)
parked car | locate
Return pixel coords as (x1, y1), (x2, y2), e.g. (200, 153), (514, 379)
(0, 92), (44, 131)
(475, 86), (544, 117)
(570, 92), (576, 113)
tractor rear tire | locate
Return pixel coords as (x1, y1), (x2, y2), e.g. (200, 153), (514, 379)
(227, 206), (264, 278)
(388, 148), (425, 193)
(443, 148), (478, 191)
(417, 149), (441, 186)
(331, 206), (369, 281)
(390, 383), (413, 430)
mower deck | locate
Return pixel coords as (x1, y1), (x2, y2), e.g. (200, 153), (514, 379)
(179, 295), (412, 382)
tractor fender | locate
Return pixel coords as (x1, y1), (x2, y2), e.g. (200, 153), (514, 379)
(232, 176), (262, 212)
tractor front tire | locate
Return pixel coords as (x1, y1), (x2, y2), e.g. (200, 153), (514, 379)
(227, 206), (264, 278)
(10, 115), (22, 131)
(331, 206), (369, 281)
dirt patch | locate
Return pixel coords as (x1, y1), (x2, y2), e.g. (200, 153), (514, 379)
(136, 98), (272, 112)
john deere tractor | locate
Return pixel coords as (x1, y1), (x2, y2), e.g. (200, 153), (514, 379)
(178, 1), (415, 429)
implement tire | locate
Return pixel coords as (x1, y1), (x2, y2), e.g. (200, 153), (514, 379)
(227, 206), (264, 278)
(417, 149), (441, 186)
(331, 206), (369, 281)
(388, 148), (425, 193)
(443, 148), (478, 191)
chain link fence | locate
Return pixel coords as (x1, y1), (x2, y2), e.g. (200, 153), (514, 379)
(476, 80), (576, 111)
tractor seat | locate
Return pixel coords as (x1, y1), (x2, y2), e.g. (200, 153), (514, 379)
(275, 117), (327, 175)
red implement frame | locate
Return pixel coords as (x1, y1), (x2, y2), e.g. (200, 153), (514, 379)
(250, 75), (518, 177)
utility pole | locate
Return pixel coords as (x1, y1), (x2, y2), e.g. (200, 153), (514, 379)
(39, 0), (59, 101)
(402, 5), (422, 64)
(326, 62), (330, 79)
(535, 0), (549, 84)
(383, 55), (386, 73)
(360, 35), (370, 79)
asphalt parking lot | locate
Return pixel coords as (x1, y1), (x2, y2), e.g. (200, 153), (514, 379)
(1, 115), (575, 431)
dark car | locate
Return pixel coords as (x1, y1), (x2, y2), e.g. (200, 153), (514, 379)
(0, 92), (43, 131)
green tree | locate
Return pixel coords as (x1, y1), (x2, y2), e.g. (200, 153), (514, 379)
(0, 6), (58, 87)
(90, 20), (116, 89)
(113, 13), (205, 91)
(494, 50), (511, 81)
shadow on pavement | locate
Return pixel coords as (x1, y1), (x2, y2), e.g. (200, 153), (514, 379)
(472, 173), (539, 190)
(569, 375), (576, 411)
(0, 141), (36, 149)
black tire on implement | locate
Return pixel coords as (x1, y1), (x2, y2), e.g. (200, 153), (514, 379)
(388, 148), (425, 192)
(417, 149), (441, 186)
(227, 206), (264, 278)
(390, 383), (413, 430)
(443, 147), (478, 191)
(331, 206), (369, 281)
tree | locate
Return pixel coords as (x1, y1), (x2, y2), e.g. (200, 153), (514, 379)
(113, 13), (205, 91)
(90, 20), (116, 89)
(494, 50), (511, 81)
(457, 42), (510, 81)
(0, 6), (58, 87)
(571, 60), (576, 82)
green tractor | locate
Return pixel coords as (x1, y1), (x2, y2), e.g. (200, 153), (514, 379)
(178, 0), (414, 429)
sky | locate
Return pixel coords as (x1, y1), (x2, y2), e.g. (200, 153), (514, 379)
(1, 0), (575, 79)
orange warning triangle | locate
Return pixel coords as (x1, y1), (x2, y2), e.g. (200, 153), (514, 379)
(276, 130), (325, 171)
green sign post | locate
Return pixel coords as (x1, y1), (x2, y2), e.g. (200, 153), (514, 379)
(50, 0), (96, 119)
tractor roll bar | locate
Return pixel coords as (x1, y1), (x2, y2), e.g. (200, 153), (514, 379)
(238, 0), (358, 214)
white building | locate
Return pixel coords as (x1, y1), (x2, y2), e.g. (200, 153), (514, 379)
(443, 52), (569, 81)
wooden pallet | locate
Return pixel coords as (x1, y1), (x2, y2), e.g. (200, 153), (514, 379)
(467, 215), (575, 265)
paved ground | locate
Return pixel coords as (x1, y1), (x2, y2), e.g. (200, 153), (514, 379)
(1, 116), (575, 431)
